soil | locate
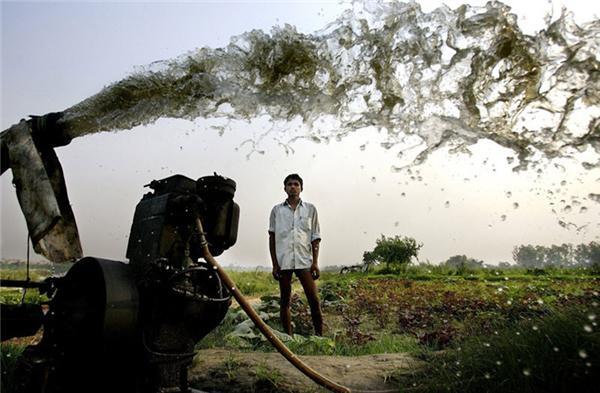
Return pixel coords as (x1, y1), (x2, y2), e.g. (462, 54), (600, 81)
(190, 348), (422, 393)
(5, 300), (422, 393)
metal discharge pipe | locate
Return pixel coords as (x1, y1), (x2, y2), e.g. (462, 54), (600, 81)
(195, 218), (352, 393)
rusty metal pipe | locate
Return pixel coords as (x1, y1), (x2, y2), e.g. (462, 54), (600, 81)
(195, 218), (351, 393)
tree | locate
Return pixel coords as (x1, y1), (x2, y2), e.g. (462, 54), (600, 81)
(498, 261), (512, 269)
(362, 251), (378, 272)
(575, 241), (600, 273)
(365, 235), (422, 273)
(545, 243), (574, 267)
(512, 244), (545, 268)
(444, 255), (483, 274)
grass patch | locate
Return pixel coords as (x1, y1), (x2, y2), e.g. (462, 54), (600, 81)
(253, 361), (284, 388)
(401, 307), (599, 392)
(222, 352), (241, 382)
(225, 270), (278, 297)
(332, 333), (423, 357)
(0, 289), (46, 305)
(1, 342), (26, 392)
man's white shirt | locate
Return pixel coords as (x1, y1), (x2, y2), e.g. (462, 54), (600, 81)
(269, 200), (321, 270)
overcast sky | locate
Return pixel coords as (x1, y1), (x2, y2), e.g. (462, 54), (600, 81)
(1, 0), (599, 267)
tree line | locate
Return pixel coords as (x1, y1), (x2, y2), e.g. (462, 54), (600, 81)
(512, 241), (600, 270)
(360, 235), (599, 274)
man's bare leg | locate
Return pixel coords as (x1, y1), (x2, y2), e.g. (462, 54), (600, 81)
(279, 270), (293, 335)
(297, 270), (323, 336)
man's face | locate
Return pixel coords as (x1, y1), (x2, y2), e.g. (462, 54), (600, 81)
(284, 180), (302, 198)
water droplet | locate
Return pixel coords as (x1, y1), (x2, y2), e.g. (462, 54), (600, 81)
(371, 176), (377, 183)
(445, 201), (450, 208)
(483, 342), (491, 347)
(401, 192), (406, 197)
(359, 144), (366, 151)
(532, 325), (538, 331)
(507, 300), (512, 305)
(553, 347), (559, 352)
(394, 221), (399, 227)
(484, 373), (491, 379)
(496, 360), (502, 366)
(513, 202), (519, 209)
(579, 350), (588, 359)
(456, 371), (461, 377)
(580, 207), (588, 214)
(537, 299), (544, 305)
(588, 314), (596, 321)
(505, 191), (512, 198)
(586, 362), (592, 368)
(500, 214), (507, 221)
(563, 205), (572, 213)
(560, 180), (567, 186)
(583, 325), (593, 333)
(523, 369), (531, 376)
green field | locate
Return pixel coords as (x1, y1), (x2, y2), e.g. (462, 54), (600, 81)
(201, 266), (599, 392)
(1, 265), (598, 392)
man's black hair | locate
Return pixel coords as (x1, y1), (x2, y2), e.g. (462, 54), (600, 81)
(283, 173), (303, 190)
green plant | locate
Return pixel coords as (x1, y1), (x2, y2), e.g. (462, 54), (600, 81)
(224, 270), (279, 297)
(1, 342), (25, 392)
(444, 255), (484, 275)
(401, 308), (600, 392)
(364, 235), (422, 273)
(253, 361), (284, 391)
(222, 352), (241, 382)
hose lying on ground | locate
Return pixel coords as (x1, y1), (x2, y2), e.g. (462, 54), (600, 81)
(196, 218), (352, 393)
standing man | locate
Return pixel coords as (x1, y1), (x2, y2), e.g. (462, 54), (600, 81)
(269, 174), (323, 336)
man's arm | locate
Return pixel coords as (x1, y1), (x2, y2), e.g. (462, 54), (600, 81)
(310, 204), (321, 280)
(268, 207), (281, 280)
(269, 231), (280, 280)
(311, 239), (321, 280)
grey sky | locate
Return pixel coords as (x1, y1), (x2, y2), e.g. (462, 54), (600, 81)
(1, 1), (599, 267)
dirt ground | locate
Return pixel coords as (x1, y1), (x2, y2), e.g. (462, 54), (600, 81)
(190, 348), (422, 393)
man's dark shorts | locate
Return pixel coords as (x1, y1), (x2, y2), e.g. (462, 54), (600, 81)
(281, 268), (310, 278)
